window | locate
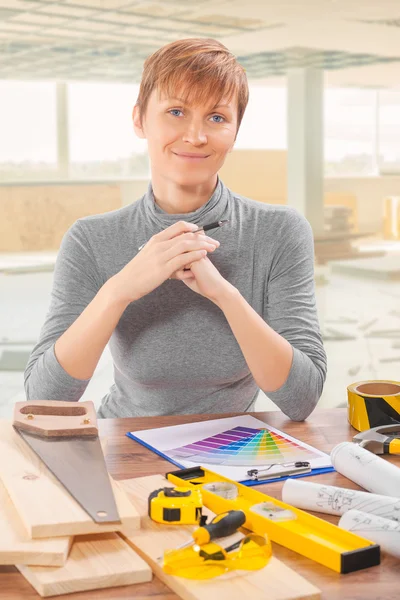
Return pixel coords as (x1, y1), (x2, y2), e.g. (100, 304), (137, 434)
(378, 90), (400, 174)
(235, 86), (287, 149)
(0, 81), (57, 181)
(324, 88), (377, 176)
(67, 82), (149, 179)
(1, 80), (399, 182)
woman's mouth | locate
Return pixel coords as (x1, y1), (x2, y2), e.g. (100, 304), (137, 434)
(173, 152), (210, 161)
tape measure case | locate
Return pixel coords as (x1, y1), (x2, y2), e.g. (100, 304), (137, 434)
(148, 486), (203, 524)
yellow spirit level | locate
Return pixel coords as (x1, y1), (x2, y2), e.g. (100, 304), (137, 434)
(148, 486), (204, 525)
(166, 466), (380, 574)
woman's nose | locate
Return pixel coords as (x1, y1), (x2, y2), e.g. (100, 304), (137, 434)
(181, 120), (207, 145)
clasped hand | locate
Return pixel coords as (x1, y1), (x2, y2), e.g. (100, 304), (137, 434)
(111, 220), (232, 305)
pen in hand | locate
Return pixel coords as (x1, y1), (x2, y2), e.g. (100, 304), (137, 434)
(191, 219), (229, 235)
(138, 219), (228, 251)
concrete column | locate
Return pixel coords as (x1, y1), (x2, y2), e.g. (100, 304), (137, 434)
(287, 67), (324, 234)
(56, 82), (69, 179)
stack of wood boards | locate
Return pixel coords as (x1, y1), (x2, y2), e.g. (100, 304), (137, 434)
(314, 231), (384, 264)
(330, 255), (400, 280)
(324, 205), (354, 234)
(0, 419), (152, 597)
(311, 203), (385, 264)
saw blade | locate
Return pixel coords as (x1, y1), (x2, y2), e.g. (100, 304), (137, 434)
(15, 427), (120, 524)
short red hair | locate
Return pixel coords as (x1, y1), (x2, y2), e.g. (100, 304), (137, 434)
(136, 38), (249, 135)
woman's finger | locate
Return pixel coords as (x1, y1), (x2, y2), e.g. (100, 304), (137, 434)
(174, 269), (195, 280)
(154, 220), (198, 243)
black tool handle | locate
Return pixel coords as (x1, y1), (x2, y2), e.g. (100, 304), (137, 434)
(195, 510), (246, 544)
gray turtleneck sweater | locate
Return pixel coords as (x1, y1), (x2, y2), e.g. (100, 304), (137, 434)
(24, 178), (327, 421)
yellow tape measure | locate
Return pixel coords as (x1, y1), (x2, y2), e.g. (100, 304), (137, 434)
(148, 486), (204, 525)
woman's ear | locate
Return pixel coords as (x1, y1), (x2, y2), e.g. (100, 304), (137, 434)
(132, 105), (146, 139)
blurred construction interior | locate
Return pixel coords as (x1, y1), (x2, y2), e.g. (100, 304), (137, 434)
(1, 0), (400, 417)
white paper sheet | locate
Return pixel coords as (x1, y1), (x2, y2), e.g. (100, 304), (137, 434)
(128, 415), (332, 482)
(339, 509), (400, 558)
(330, 441), (400, 497)
(282, 479), (400, 521)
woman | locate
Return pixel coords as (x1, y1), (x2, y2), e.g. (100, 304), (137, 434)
(24, 38), (327, 421)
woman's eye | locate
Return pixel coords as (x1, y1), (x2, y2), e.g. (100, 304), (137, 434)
(211, 115), (225, 123)
(169, 109), (183, 117)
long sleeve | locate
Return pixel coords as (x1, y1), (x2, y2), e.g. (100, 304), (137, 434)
(24, 220), (103, 402)
(262, 208), (327, 421)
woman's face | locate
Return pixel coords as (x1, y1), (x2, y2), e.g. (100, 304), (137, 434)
(133, 87), (238, 187)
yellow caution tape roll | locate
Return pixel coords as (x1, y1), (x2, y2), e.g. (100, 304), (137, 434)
(347, 380), (400, 431)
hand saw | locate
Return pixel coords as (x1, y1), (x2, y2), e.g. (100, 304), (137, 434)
(13, 400), (120, 524)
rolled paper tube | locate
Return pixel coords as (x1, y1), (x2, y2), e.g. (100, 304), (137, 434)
(330, 441), (400, 497)
(281, 479), (400, 522)
(339, 509), (400, 559)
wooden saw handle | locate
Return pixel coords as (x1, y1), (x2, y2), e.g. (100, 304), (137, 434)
(13, 400), (98, 437)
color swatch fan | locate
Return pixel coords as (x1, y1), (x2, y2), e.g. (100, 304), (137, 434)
(168, 426), (318, 466)
(127, 415), (333, 484)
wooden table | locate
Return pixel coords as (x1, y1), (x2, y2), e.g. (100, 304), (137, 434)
(1, 408), (399, 599)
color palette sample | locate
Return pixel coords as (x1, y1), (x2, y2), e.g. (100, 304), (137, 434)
(168, 426), (319, 466)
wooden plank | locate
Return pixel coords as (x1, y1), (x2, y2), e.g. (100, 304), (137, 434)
(119, 474), (321, 600)
(314, 231), (375, 242)
(0, 477), (71, 566)
(0, 436), (109, 566)
(0, 420), (140, 538)
(16, 532), (152, 597)
(330, 255), (400, 280)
